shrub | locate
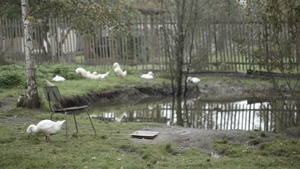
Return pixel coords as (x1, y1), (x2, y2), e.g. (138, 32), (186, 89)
(52, 67), (69, 78)
(0, 74), (22, 88)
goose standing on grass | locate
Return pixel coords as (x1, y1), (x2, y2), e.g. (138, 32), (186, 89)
(26, 120), (65, 143)
(187, 77), (201, 84)
(52, 75), (65, 82)
(113, 62), (127, 78)
(141, 71), (154, 79)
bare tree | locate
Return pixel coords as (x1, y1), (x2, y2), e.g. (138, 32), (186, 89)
(160, 0), (208, 96)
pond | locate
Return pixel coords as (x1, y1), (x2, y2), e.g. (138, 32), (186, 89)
(90, 96), (299, 132)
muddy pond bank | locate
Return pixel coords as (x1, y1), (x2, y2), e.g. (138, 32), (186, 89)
(60, 80), (270, 107)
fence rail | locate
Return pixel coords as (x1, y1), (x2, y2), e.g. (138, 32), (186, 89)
(1, 17), (299, 73)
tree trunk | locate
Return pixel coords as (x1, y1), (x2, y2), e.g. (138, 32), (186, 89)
(175, 0), (185, 97)
(297, 22), (300, 63)
(21, 0), (40, 108)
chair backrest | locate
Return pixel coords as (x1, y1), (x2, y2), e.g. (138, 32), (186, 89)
(43, 86), (62, 102)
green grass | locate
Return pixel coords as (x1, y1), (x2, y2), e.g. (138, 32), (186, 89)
(0, 113), (299, 168)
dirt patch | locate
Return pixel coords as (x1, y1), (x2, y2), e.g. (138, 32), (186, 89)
(130, 125), (300, 153)
(130, 125), (253, 152)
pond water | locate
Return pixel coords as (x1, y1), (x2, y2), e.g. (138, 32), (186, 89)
(90, 96), (299, 132)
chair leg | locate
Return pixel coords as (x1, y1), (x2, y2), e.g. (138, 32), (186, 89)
(65, 112), (68, 137)
(73, 115), (78, 133)
(85, 109), (97, 135)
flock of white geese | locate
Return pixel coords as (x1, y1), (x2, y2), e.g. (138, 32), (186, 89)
(52, 62), (156, 81)
(52, 62), (200, 83)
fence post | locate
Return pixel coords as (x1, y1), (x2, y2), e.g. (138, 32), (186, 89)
(213, 16), (218, 70)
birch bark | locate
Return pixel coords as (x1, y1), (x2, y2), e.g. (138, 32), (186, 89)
(21, 0), (40, 108)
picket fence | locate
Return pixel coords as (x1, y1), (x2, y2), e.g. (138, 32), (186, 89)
(1, 17), (299, 73)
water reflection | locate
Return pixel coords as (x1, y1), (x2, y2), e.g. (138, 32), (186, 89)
(91, 97), (299, 132)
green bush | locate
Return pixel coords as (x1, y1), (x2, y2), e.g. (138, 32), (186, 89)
(0, 74), (23, 88)
(52, 67), (69, 77)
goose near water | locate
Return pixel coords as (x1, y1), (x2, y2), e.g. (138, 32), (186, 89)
(187, 77), (201, 84)
(26, 120), (65, 143)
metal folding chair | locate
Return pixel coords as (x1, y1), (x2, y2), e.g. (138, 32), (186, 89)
(43, 86), (97, 136)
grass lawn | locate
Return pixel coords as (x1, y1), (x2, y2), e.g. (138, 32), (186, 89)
(0, 112), (299, 169)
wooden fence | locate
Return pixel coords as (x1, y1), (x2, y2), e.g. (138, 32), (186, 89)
(1, 17), (299, 73)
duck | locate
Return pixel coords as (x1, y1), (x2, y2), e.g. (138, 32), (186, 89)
(89, 72), (110, 80)
(113, 62), (127, 78)
(187, 77), (201, 84)
(98, 72), (109, 79)
(26, 120), (65, 143)
(75, 67), (88, 78)
(86, 71), (92, 79)
(141, 71), (154, 79)
(52, 75), (65, 82)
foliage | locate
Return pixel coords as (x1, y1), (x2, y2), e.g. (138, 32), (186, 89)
(240, 0), (300, 120)
(244, 0), (300, 73)
(0, 65), (26, 89)
(0, 74), (23, 89)
(0, 0), (133, 33)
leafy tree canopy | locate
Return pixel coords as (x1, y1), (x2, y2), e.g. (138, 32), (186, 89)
(0, 0), (134, 33)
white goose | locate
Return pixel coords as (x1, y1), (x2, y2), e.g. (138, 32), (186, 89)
(26, 120), (65, 143)
(187, 77), (201, 84)
(52, 75), (65, 82)
(141, 71), (154, 79)
(76, 68), (109, 80)
(89, 72), (110, 79)
(98, 72), (110, 79)
(75, 67), (88, 78)
(113, 62), (127, 78)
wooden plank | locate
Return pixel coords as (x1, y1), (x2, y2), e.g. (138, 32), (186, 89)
(131, 130), (159, 139)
